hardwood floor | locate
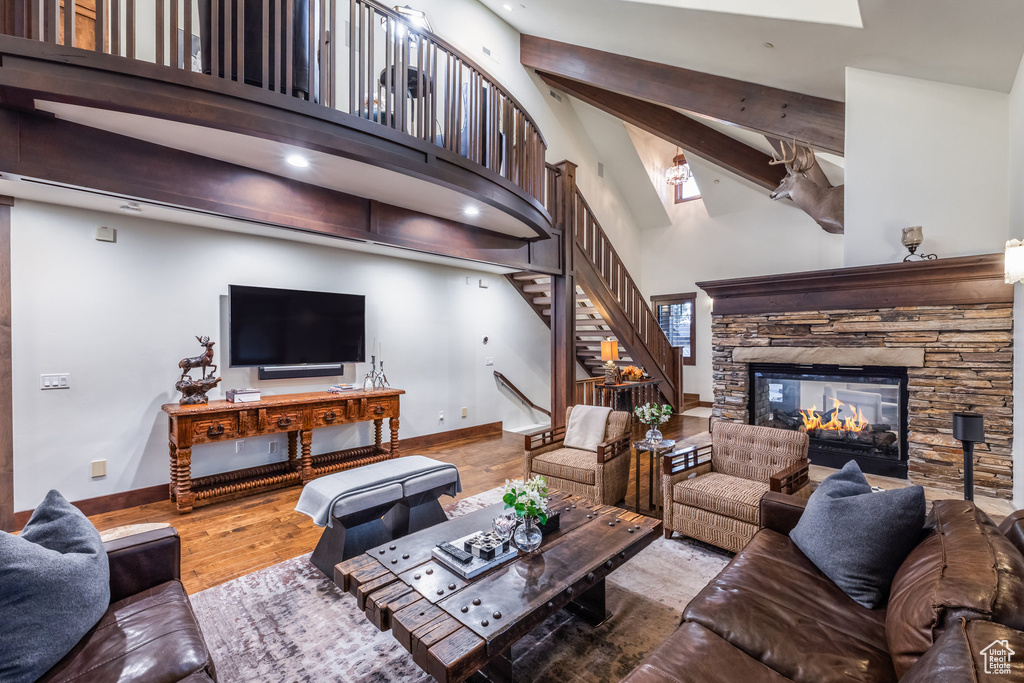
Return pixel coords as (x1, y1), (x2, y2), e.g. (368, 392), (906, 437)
(87, 415), (707, 593)
(86, 412), (1015, 593)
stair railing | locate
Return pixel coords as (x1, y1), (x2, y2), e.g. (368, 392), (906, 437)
(493, 370), (551, 417)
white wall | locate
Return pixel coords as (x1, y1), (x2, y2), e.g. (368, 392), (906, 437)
(10, 200), (552, 511)
(845, 68), (1010, 266)
(629, 127), (844, 401)
(1010, 54), (1024, 508)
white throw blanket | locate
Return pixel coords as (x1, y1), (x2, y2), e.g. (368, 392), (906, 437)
(295, 455), (461, 527)
(563, 405), (612, 452)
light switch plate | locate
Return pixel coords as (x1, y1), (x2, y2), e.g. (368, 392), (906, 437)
(91, 460), (106, 478)
(95, 226), (117, 242)
(40, 373), (71, 390)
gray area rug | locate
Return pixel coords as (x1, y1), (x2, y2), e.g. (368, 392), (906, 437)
(190, 489), (732, 682)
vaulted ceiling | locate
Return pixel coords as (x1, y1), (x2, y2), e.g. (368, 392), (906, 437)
(479, 0), (1024, 101)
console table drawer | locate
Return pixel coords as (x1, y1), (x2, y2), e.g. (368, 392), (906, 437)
(312, 405), (346, 427)
(364, 397), (397, 419)
(191, 416), (239, 443)
(261, 407), (304, 433)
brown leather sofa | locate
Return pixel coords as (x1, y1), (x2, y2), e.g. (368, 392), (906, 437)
(624, 496), (1024, 683)
(38, 527), (218, 682)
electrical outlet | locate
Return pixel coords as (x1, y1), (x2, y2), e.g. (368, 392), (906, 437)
(40, 374), (70, 390)
(485, 357), (494, 367)
(91, 460), (106, 478)
(461, 407), (468, 418)
(438, 411), (444, 421)
(270, 441), (279, 454)
(235, 440), (244, 453)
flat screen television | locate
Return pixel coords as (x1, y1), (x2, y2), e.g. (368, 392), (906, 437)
(229, 285), (366, 367)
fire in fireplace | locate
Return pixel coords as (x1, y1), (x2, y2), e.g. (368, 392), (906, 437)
(748, 363), (909, 478)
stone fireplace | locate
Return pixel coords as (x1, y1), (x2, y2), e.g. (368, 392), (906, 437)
(698, 254), (1014, 500)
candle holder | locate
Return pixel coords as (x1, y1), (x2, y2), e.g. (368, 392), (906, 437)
(902, 226), (937, 262)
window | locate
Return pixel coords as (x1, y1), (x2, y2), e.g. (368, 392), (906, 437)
(653, 293), (696, 366)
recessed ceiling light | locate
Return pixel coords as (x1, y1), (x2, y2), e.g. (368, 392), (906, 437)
(118, 202), (142, 214)
(286, 154), (310, 168)
(464, 206), (480, 216)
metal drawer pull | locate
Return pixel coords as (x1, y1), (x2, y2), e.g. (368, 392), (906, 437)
(323, 411), (337, 423)
(373, 405), (387, 415)
(277, 416), (293, 428)
(207, 424), (225, 437)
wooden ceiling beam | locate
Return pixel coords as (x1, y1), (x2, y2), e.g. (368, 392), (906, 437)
(538, 72), (785, 191)
(522, 35), (845, 155)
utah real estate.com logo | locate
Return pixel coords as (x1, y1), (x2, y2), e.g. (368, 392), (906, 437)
(981, 639), (1015, 675)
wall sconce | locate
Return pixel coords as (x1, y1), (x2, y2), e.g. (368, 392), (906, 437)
(952, 412), (984, 502)
(1005, 239), (1024, 284)
(901, 226), (936, 262)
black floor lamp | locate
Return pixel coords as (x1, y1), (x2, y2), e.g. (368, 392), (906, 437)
(952, 412), (985, 502)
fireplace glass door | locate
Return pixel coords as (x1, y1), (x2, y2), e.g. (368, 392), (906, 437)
(749, 364), (909, 478)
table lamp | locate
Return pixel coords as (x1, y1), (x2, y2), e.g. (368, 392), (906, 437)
(601, 339), (619, 386)
(952, 412), (984, 502)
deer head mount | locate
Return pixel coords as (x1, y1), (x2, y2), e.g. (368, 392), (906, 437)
(768, 140), (845, 235)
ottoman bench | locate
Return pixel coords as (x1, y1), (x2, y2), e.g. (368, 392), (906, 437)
(295, 455), (461, 577)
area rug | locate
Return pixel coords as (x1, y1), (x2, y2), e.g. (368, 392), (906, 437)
(189, 489), (732, 683)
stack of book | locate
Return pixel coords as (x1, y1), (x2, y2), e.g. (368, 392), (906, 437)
(226, 388), (261, 403)
(327, 383), (358, 394)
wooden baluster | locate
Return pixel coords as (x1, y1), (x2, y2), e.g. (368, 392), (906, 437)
(184, 0), (193, 69)
(168, 441), (179, 501)
(154, 0), (164, 63)
(94, 0), (105, 51)
(399, 23), (408, 132)
(318, 0), (325, 101)
(364, 5), (372, 119)
(327, 0), (336, 105)
(429, 43), (437, 143)
(273, 0), (281, 90)
(109, 0), (118, 53)
(125, 0), (134, 57)
(384, 12), (392, 125)
(62, 0), (73, 45)
(287, 431), (298, 470)
(259, 0), (267, 85)
(415, 33), (423, 139)
(171, 0), (179, 67)
(304, 0), (312, 98)
(347, 0), (355, 110)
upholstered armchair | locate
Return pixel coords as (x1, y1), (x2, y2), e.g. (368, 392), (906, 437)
(524, 406), (632, 505)
(662, 420), (809, 553)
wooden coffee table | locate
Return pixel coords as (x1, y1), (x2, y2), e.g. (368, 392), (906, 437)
(335, 491), (661, 683)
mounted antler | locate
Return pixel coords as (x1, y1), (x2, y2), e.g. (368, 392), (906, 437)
(767, 140), (844, 235)
(768, 140), (816, 173)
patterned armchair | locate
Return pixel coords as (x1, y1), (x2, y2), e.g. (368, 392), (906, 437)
(662, 420), (809, 552)
(524, 406), (632, 505)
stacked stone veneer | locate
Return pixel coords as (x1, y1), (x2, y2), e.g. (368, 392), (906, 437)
(711, 303), (1013, 499)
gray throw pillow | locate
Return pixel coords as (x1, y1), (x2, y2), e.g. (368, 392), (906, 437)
(0, 490), (110, 683)
(790, 460), (925, 609)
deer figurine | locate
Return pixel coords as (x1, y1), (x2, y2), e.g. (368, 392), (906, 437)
(768, 140), (845, 235)
(178, 335), (217, 379)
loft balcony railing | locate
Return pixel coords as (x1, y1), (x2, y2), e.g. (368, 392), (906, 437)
(0, 0), (548, 203)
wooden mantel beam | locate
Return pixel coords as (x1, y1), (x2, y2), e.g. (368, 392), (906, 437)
(538, 72), (786, 191)
(521, 35), (845, 155)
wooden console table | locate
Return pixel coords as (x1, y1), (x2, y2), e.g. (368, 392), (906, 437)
(161, 389), (404, 513)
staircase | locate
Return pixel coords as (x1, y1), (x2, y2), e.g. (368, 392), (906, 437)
(508, 165), (685, 410)
(507, 275), (639, 374)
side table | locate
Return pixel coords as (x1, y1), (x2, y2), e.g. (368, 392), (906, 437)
(632, 439), (676, 517)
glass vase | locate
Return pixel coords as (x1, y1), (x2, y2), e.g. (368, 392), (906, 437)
(645, 426), (663, 444)
(513, 516), (543, 553)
